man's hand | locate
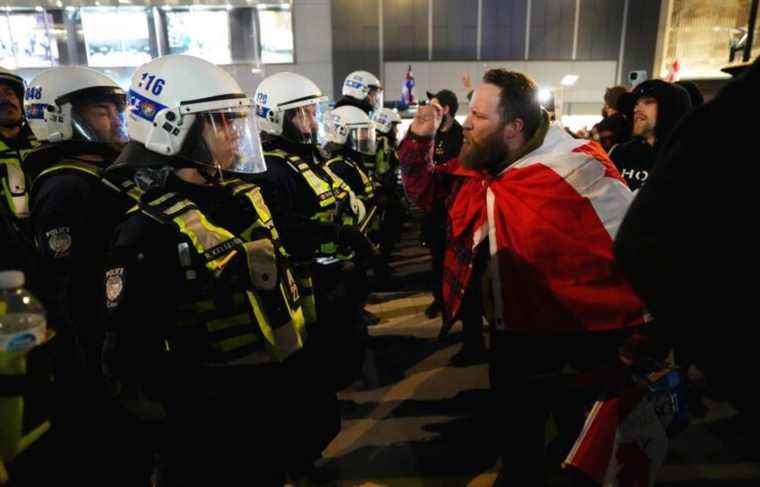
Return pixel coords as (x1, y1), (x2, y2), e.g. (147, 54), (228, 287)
(410, 100), (443, 137)
(461, 72), (472, 91)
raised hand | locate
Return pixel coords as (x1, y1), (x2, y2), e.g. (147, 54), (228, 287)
(410, 100), (443, 137)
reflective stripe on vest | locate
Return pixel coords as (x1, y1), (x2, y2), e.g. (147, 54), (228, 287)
(265, 149), (337, 208)
(266, 149), (346, 255)
(332, 156), (374, 200)
(0, 137), (38, 219)
(375, 136), (391, 176)
(142, 185), (305, 363)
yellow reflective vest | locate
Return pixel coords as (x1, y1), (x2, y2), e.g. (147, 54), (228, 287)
(137, 179), (306, 364)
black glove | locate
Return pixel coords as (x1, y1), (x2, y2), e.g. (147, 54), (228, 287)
(337, 225), (376, 260)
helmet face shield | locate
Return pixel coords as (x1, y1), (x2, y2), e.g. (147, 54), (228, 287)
(349, 125), (377, 155)
(282, 101), (329, 146)
(70, 90), (128, 145)
(368, 87), (383, 112)
(192, 107), (267, 175)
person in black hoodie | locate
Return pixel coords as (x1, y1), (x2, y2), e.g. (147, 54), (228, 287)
(609, 80), (691, 191)
(614, 57), (760, 414)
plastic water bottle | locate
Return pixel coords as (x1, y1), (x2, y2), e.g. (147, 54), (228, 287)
(0, 270), (49, 464)
(0, 270), (46, 353)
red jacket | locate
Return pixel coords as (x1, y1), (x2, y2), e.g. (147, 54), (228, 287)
(399, 124), (647, 334)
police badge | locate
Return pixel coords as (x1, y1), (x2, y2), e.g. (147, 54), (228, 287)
(46, 227), (72, 258)
(105, 267), (125, 309)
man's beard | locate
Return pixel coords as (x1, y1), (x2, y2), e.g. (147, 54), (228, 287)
(633, 118), (654, 139)
(459, 129), (509, 172)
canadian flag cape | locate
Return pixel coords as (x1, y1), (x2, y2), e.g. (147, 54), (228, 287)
(447, 123), (647, 333)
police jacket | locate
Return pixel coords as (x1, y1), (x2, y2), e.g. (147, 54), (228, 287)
(0, 125), (39, 272)
(254, 137), (351, 261)
(609, 137), (656, 191)
(104, 172), (305, 400)
(324, 151), (374, 202)
(26, 141), (133, 375)
(334, 96), (374, 115)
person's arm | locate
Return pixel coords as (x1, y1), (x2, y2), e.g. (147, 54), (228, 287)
(399, 102), (445, 212)
(254, 168), (340, 260)
(30, 175), (90, 333)
(102, 217), (176, 409)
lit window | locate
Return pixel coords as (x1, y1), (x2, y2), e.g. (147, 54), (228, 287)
(257, 5), (294, 64)
(0, 16), (13, 68)
(81, 7), (152, 67)
(166, 9), (232, 65)
(0, 11), (59, 68)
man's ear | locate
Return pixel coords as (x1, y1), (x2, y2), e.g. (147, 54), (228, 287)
(503, 117), (524, 140)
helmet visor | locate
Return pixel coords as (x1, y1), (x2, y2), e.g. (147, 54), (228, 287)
(349, 125), (377, 155)
(368, 87), (384, 112)
(195, 107), (267, 175)
(283, 101), (329, 146)
(71, 90), (128, 144)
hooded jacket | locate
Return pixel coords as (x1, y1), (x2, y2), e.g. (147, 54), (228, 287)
(610, 80), (692, 191)
(614, 57), (760, 375)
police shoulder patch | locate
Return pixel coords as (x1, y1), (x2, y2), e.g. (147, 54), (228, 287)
(105, 267), (125, 309)
(45, 226), (72, 258)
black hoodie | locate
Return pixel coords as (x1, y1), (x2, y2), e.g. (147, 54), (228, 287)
(609, 80), (692, 191)
(614, 58), (760, 407)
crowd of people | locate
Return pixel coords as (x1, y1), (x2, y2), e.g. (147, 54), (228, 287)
(0, 50), (758, 486)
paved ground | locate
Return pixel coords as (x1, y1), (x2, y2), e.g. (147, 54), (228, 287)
(308, 224), (760, 486)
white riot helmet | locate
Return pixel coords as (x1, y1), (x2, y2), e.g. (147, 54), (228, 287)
(371, 108), (402, 135)
(254, 72), (328, 147)
(127, 54), (265, 175)
(24, 66), (127, 144)
(326, 105), (377, 156)
(342, 70), (383, 111)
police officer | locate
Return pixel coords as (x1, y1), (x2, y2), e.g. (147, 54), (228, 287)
(103, 55), (305, 485)
(253, 71), (377, 476)
(21, 66), (142, 484)
(335, 70), (383, 115)
(371, 108), (404, 259)
(322, 105), (390, 321)
(0, 67), (39, 275)
(323, 105), (376, 213)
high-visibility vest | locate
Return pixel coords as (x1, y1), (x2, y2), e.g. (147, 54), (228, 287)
(0, 135), (39, 220)
(265, 149), (353, 256)
(325, 155), (374, 201)
(375, 135), (397, 177)
(138, 181), (305, 364)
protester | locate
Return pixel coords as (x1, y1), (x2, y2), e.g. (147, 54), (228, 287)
(610, 80), (691, 191)
(614, 57), (760, 415)
(400, 68), (648, 486)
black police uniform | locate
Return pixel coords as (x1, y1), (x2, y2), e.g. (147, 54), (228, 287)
(254, 136), (371, 474)
(334, 95), (374, 115)
(324, 150), (374, 203)
(104, 167), (304, 485)
(22, 141), (144, 485)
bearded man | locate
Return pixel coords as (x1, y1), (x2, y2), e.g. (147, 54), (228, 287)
(400, 69), (650, 486)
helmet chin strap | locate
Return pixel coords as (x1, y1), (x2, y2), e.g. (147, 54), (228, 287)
(199, 161), (225, 185)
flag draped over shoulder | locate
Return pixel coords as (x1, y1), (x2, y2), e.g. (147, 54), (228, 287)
(445, 125), (648, 333)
